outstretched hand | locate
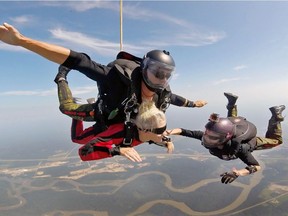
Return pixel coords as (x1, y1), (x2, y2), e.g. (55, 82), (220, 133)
(220, 171), (239, 184)
(0, 23), (22, 46)
(193, 100), (208, 108)
(166, 141), (174, 153)
(120, 147), (142, 162)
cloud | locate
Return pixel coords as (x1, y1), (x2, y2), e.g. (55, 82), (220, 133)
(10, 15), (33, 25)
(233, 65), (247, 71)
(42, 1), (118, 12)
(0, 85), (97, 97)
(49, 28), (146, 55)
(0, 89), (55, 96)
(212, 77), (248, 85)
(0, 43), (27, 52)
(1, 2), (226, 54)
(122, 3), (226, 47)
(72, 86), (98, 95)
(45, 1), (226, 48)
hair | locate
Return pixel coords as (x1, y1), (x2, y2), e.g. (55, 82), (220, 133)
(134, 100), (166, 130)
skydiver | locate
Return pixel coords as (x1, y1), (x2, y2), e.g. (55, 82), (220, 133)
(0, 23), (207, 134)
(72, 100), (174, 162)
(167, 92), (285, 184)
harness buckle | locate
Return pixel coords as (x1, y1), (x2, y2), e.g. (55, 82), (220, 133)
(123, 121), (134, 146)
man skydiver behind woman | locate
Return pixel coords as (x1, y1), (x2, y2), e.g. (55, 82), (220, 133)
(0, 23), (207, 133)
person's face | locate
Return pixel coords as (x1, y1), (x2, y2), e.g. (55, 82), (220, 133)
(201, 129), (228, 148)
(146, 67), (171, 89)
(139, 118), (167, 143)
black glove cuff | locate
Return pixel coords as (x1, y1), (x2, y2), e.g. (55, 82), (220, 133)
(186, 100), (195, 107)
(245, 165), (257, 174)
(110, 146), (121, 156)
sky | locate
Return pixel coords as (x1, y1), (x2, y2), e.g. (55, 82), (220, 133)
(0, 1), (287, 154)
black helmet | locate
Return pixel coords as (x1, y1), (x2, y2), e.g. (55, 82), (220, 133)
(202, 113), (235, 148)
(141, 50), (175, 90)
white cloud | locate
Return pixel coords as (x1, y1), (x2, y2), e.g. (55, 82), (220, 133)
(49, 1), (118, 12)
(212, 77), (248, 85)
(0, 43), (27, 52)
(233, 65), (247, 71)
(46, 1), (226, 48)
(0, 89), (55, 96)
(49, 28), (146, 55)
(72, 86), (98, 95)
(0, 85), (97, 97)
(10, 15), (33, 25)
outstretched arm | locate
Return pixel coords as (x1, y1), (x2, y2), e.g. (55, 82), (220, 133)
(220, 165), (261, 184)
(0, 22), (70, 64)
(166, 128), (203, 140)
(232, 165), (261, 177)
(170, 93), (207, 108)
(220, 152), (261, 184)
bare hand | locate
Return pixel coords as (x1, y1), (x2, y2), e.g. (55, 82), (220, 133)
(120, 147), (142, 162)
(193, 100), (208, 108)
(166, 141), (174, 153)
(0, 23), (23, 46)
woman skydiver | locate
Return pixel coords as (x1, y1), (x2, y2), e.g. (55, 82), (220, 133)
(72, 99), (174, 162)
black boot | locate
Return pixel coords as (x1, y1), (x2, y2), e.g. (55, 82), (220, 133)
(269, 105), (286, 122)
(54, 65), (71, 83)
(224, 92), (238, 108)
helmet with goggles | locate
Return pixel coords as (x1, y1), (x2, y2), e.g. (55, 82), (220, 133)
(141, 50), (175, 91)
(202, 113), (235, 148)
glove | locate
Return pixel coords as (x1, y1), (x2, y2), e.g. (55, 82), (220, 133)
(220, 171), (239, 184)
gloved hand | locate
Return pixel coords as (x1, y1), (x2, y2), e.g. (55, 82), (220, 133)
(220, 171), (239, 184)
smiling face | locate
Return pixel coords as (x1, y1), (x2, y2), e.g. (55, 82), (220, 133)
(138, 117), (167, 143)
(134, 101), (167, 143)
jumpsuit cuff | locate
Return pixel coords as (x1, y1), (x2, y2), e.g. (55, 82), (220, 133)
(109, 146), (121, 156)
(186, 100), (195, 107)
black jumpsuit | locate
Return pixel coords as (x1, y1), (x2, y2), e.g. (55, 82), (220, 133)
(58, 50), (196, 126)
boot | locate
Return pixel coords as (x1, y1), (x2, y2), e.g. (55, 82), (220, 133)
(269, 105), (285, 122)
(224, 92), (238, 117)
(224, 92), (238, 107)
(54, 65), (71, 83)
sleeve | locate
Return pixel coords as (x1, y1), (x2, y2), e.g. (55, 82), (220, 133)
(79, 145), (113, 161)
(71, 119), (96, 144)
(238, 151), (260, 166)
(180, 129), (204, 140)
(62, 50), (110, 81)
(170, 93), (194, 107)
(78, 124), (125, 161)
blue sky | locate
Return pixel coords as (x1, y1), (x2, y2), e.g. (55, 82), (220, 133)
(0, 1), (287, 154)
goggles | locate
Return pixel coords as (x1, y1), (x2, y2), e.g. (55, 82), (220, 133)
(142, 58), (175, 90)
(147, 65), (173, 80)
(138, 124), (167, 135)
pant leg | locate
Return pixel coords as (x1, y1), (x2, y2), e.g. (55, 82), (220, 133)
(227, 105), (238, 117)
(265, 117), (283, 144)
(255, 117), (282, 150)
(57, 80), (95, 122)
